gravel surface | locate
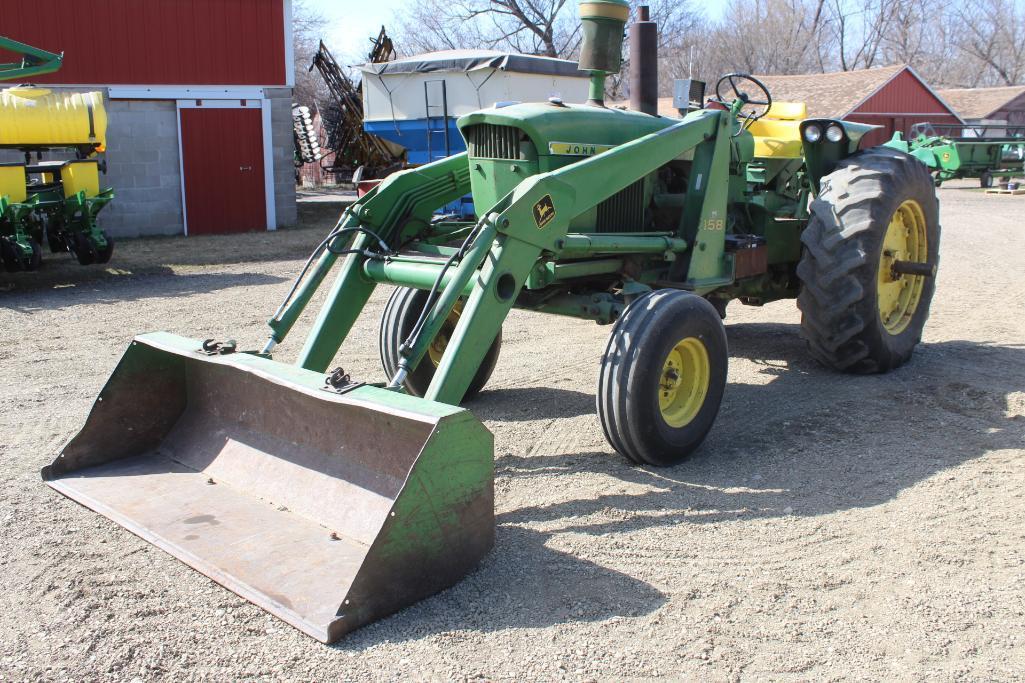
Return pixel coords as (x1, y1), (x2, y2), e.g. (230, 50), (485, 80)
(1, 180), (1023, 681)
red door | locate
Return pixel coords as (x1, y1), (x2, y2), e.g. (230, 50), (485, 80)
(180, 107), (266, 235)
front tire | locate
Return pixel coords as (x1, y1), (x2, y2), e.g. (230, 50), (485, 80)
(597, 290), (728, 467)
(797, 147), (940, 374)
(379, 287), (502, 402)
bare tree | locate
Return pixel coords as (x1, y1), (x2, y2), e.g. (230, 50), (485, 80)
(293, 0), (329, 107)
(385, 0), (1025, 90)
(952, 0), (1025, 86)
(663, 0), (826, 81)
(395, 0), (580, 57)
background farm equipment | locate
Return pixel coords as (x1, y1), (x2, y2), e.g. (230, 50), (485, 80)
(46, 0), (940, 642)
(0, 37), (115, 271)
(306, 29), (405, 183)
(894, 122), (1025, 188)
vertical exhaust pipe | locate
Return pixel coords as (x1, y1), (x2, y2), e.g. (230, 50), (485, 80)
(629, 5), (658, 116)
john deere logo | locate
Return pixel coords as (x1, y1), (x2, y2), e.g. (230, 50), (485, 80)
(533, 194), (556, 229)
(548, 141), (615, 156)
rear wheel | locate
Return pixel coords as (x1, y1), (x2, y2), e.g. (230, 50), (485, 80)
(94, 231), (114, 264)
(26, 240), (42, 271)
(980, 171), (993, 188)
(797, 147), (940, 373)
(70, 232), (97, 265)
(379, 286), (502, 402)
(597, 290), (728, 467)
(0, 237), (21, 272)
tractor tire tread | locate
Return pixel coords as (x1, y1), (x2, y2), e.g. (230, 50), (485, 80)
(797, 147), (939, 374)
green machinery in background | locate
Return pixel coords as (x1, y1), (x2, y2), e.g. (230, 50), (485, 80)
(891, 122), (1025, 188)
(0, 36), (114, 271)
(45, 0), (941, 642)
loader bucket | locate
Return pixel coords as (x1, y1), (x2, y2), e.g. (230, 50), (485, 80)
(42, 332), (494, 643)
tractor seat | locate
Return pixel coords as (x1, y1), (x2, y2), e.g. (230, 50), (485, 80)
(747, 101), (807, 159)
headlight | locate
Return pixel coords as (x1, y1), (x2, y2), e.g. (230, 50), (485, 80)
(826, 124), (845, 142)
(804, 124), (822, 143)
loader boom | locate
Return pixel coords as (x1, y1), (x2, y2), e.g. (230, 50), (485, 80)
(0, 36), (62, 81)
(266, 107), (734, 404)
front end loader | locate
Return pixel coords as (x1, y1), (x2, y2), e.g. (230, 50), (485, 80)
(44, 0), (941, 642)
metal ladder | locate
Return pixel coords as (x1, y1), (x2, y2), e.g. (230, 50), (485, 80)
(424, 79), (451, 163)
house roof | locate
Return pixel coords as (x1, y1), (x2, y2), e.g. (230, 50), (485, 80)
(937, 85), (1025, 120)
(753, 64), (907, 118)
(615, 64), (960, 120)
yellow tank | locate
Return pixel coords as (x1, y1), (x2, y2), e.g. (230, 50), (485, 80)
(0, 87), (106, 150)
(0, 164), (27, 203)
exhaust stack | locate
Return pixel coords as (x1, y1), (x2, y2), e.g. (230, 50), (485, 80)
(629, 5), (658, 116)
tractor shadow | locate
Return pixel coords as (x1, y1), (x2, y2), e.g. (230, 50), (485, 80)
(0, 270), (287, 312)
(471, 386), (595, 422)
(337, 325), (1025, 649)
(0, 224), (327, 297)
(334, 524), (667, 651)
(498, 324), (1025, 536)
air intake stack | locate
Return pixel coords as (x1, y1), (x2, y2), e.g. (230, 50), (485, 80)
(578, 0), (629, 107)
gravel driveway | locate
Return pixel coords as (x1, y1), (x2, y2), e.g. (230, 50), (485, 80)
(1, 181), (1023, 681)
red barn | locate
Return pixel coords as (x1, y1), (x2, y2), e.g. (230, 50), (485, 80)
(758, 65), (963, 148)
(1, 0), (296, 236)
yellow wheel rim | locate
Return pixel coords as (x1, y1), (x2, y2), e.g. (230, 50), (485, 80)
(658, 337), (710, 428)
(877, 199), (928, 335)
(426, 302), (462, 367)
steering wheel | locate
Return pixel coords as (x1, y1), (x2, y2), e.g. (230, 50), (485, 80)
(714, 73), (772, 126)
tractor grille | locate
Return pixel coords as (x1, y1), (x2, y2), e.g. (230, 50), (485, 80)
(595, 179), (645, 232)
(466, 124), (521, 159)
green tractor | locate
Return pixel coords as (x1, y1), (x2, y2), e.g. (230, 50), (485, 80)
(45, 0), (940, 642)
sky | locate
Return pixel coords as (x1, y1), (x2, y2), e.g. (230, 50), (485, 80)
(307, 0), (408, 58)
(305, 0), (728, 60)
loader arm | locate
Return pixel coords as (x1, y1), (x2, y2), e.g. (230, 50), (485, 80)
(0, 36), (62, 81)
(396, 107), (732, 404)
(263, 152), (471, 364)
(270, 107), (733, 398)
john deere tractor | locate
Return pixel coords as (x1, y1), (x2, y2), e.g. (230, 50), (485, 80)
(45, 0), (939, 643)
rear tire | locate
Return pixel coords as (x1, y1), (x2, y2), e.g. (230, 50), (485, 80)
(597, 290), (728, 467)
(94, 231), (114, 264)
(379, 287), (502, 402)
(26, 240), (42, 271)
(0, 237), (21, 272)
(980, 171), (993, 188)
(797, 147), (940, 374)
(71, 232), (97, 265)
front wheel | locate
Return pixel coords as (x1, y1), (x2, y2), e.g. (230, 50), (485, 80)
(379, 287), (502, 402)
(597, 290), (728, 467)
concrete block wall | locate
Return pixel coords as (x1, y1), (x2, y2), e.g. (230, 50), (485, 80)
(266, 88), (298, 228)
(2, 87), (297, 238)
(101, 98), (185, 238)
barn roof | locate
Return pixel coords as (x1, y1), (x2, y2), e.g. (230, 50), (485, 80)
(754, 64), (907, 118)
(937, 85), (1025, 120)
